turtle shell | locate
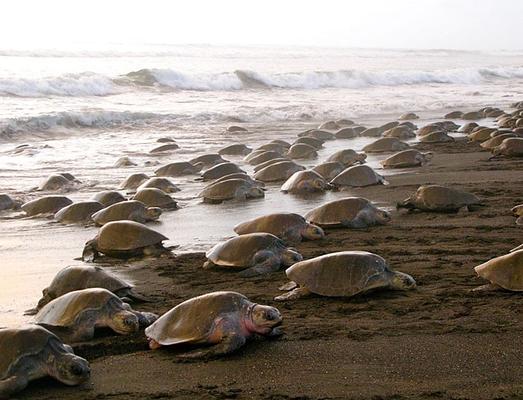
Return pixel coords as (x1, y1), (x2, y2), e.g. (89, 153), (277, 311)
(219, 144), (252, 156)
(189, 154), (226, 168)
(331, 165), (386, 187)
(286, 251), (393, 296)
(0, 194), (15, 210)
(0, 325), (58, 379)
(256, 143), (287, 154)
(254, 161), (305, 182)
(149, 143), (179, 153)
(312, 162), (345, 180)
(411, 185), (480, 210)
(362, 138), (410, 153)
(281, 170), (327, 193)
(494, 138), (523, 156)
(419, 131), (454, 143)
(201, 163), (244, 180)
(22, 196), (73, 216)
(294, 137), (324, 149)
(318, 121), (340, 131)
(206, 233), (285, 267)
(304, 130), (336, 140)
(91, 191), (126, 207)
(91, 200), (150, 225)
(155, 162), (200, 177)
(95, 221), (168, 252)
(119, 173), (149, 190)
(145, 291), (251, 346)
(247, 151), (282, 166)
(199, 179), (258, 201)
(132, 188), (177, 209)
(38, 175), (71, 191)
(44, 266), (132, 301)
(474, 250), (523, 291)
(305, 197), (376, 227)
(380, 149), (426, 168)
(253, 158), (289, 173)
(286, 144), (317, 159)
(137, 177), (180, 193)
(234, 213), (307, 238)
(326, 149), (366, 166)
(54, 201), (104, 223)
(35, 288), (123, 327)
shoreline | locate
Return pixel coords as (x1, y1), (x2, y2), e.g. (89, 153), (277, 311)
(14, 134), (523, 399)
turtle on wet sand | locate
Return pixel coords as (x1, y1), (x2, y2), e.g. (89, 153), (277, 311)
(473, 249), (523, 291)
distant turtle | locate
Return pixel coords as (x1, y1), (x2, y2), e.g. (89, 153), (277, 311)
(312, 162), (346, 181)
(137, 177), (180, 193)
(281, 170), (330, 194)
(462, 111), (483, 120)
(473, 249), (523, 291)
(155, 162), (202, 177)
(199, 179), (264, 203)
(326, 149), (366, 166)
(82, 221), (170, 261)
(211, 173), (265, 187)
(189, 154), (226, 168)
(458, 122), (479, 133)
(418, 131), (454, 143)
(512, 204), (523, 225)
(380, 149), (432, 168)
(418, 124), (444, 136)
(270, 139), (291, 148)
(34, 288), (157, 342)
(335, 127), (358, 139)
(204, 233), (303, 277)
(302, 129), (336, 140)
(318, 121), (340, 130)
(253, 157), (289, 173)
(0, 194), (18, 211)
(38, 175), (73, 191)
(92, 200), (161, 225)
(256, 143), (287, 154)
(445, 111), (464, 119)
(305, 197), (391, 228)
(156, 137), (176, 143)
(91, 190), (126, 207)
(330, 165), (388, 188)
(383, 125), (416, 139)
(362, 137), (410, 153)
(0, 325), (90, 398)
(254, 161), (305, 182)
(275, 251), (416, 300)
(132, 188), (178, 210)
(480, 133), (517, 150)
(468, 127), (496, 142)
(234, 213), (324, 244)
(149, 143), (179, 153)
(226, 126), (248, 133)
(491, 138), (523, 158)
(247, 151), (283, 166)
(243, 149), (267, 163)
(336, 119), (354, 126)
(54, 201), (104, 224)
(398, 112), (419, 120)
(219, 144), (252, 156)
(359, 127), (381, 137)
(119, 173), (149, 190)
(145, 291), (282, 357)
(379, 121), (400, 132)
(397, 185), (482, 212)
(201, 162), (245, 180)
(114, 156), (136, 167)
(22, 196), (73, 216)
(27, 265), (149, 315)
(294, 136), (324, 149)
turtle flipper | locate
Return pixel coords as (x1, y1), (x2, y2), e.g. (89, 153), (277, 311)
(37, 323), (90, 343)
(0, 375), (29, 399)
(239, 257), (280, 277)
(177, 334), (247, 359)
(274, 287), (311, 301)
(471, 283), (503, 292)
(516, 216), (523, 225)
(278, 281), (298, 291)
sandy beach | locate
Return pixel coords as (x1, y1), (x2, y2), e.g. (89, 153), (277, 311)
(11, 135), (522, 400)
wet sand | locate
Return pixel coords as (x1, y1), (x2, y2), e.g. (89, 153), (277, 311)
(16, 137), (523, 399)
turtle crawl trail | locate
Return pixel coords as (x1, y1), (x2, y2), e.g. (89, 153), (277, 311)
(20, 139), (523, 400)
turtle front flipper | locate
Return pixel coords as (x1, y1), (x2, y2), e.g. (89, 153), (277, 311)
(0, 375), (29, 399)
(274, 287), (311, 301)
(136, 311), (158, 328)
(36, 323), (88, 344)
(177, 334), (247, 359)
(471, 283), (503, 292)
(239, 254), (280, 277)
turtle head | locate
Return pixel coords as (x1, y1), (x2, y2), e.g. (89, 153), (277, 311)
(81, 239), (98, 262)
(50, 348), (90, 386)
(248, 304), (282, 335)
(390, 271), (417, 291)
(281, 248), (303, 266)
(377, 209), (392, 224)
(396, 197), (414, 210)
(145, 207), (162, 221)
(109, 310), (140, 335)
(302, 223), (325, 241)
(357, 152), (367, 163)
(247, 187), (265, 199)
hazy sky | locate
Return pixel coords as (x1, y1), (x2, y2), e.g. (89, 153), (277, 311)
(1, 0), (521, 50)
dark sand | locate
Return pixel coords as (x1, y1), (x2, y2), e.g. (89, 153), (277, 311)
(20, 139), (523, 400)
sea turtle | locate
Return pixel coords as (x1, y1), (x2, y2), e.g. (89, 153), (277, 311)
(294, 137), (324, 149)
(114, 156), (136, 167)
(270, 139), (292, 148)
(243, 149), (267, 163)
(91, 200), (162, 225)
(362, 137), (410, 153)
(211, 173), (265, 187)
(351, 126), (367, 135)
(226, 126), (248, 133)
(418, 131), (454, 143)
(204, 233), (303, 277)
(305, 197), (391, 228)
(275, 251), (416, 300)
(149, 143), (179, 154)
(326, 149), (366, 166)
(480, 133), (517, 150)
(253, 157), (290, 173)
(359, 127), (382, 137)
(379, 122), (400, 132)
(34, 288), (157, 342)
(281, 170), (330, 194)
(38, 175), (73, 191)
(219, 144), (252, 156)
(27, 265), (149, 315)
(399, 112), (419, 120)
(468, 128), (496, 142)
(247, 151), (283, 166)
(144, 291), (282, 357)
(445, 111), (464, 119)
(473, 249), (523, 291)
(234, 213), (324, 244)
(383, 125), (416, 139)
(330, 165), (388, 188)
(137, 177), (181, 193)
(189, 154), (226, 168)
(336, 119), (355, 126)
(119, 173), (149, 190)
(132, 188), (178, 210)
(82, 220), (170, 261)
(512, 204), (523, 225)
(302, 129), (336, 140)
(91, 190), (126, 207)
(198, 179), (264, 203)
(397, 185), (482, 212)
(458, 122), (479, 133)
(0, 194), (18, 211)
(256, 143), (287, 154)
(54, 201), (104, 224)
(318, 121), (340, 130)
(380, 149), (432, 168)
(335, 127), (358, 139)
(417, 124), (444, 137)
(254, 161), (305, 182)
(22, 196), (73, 216)
(0, 325), (90, 398)
(155, 162), (202, 177)
(201, 162), (245, 180)
(156, 137), (176, 143)
(312, 162), (346, 181)
(491, 138), (523, 157)
(462, 111), (483, 120)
